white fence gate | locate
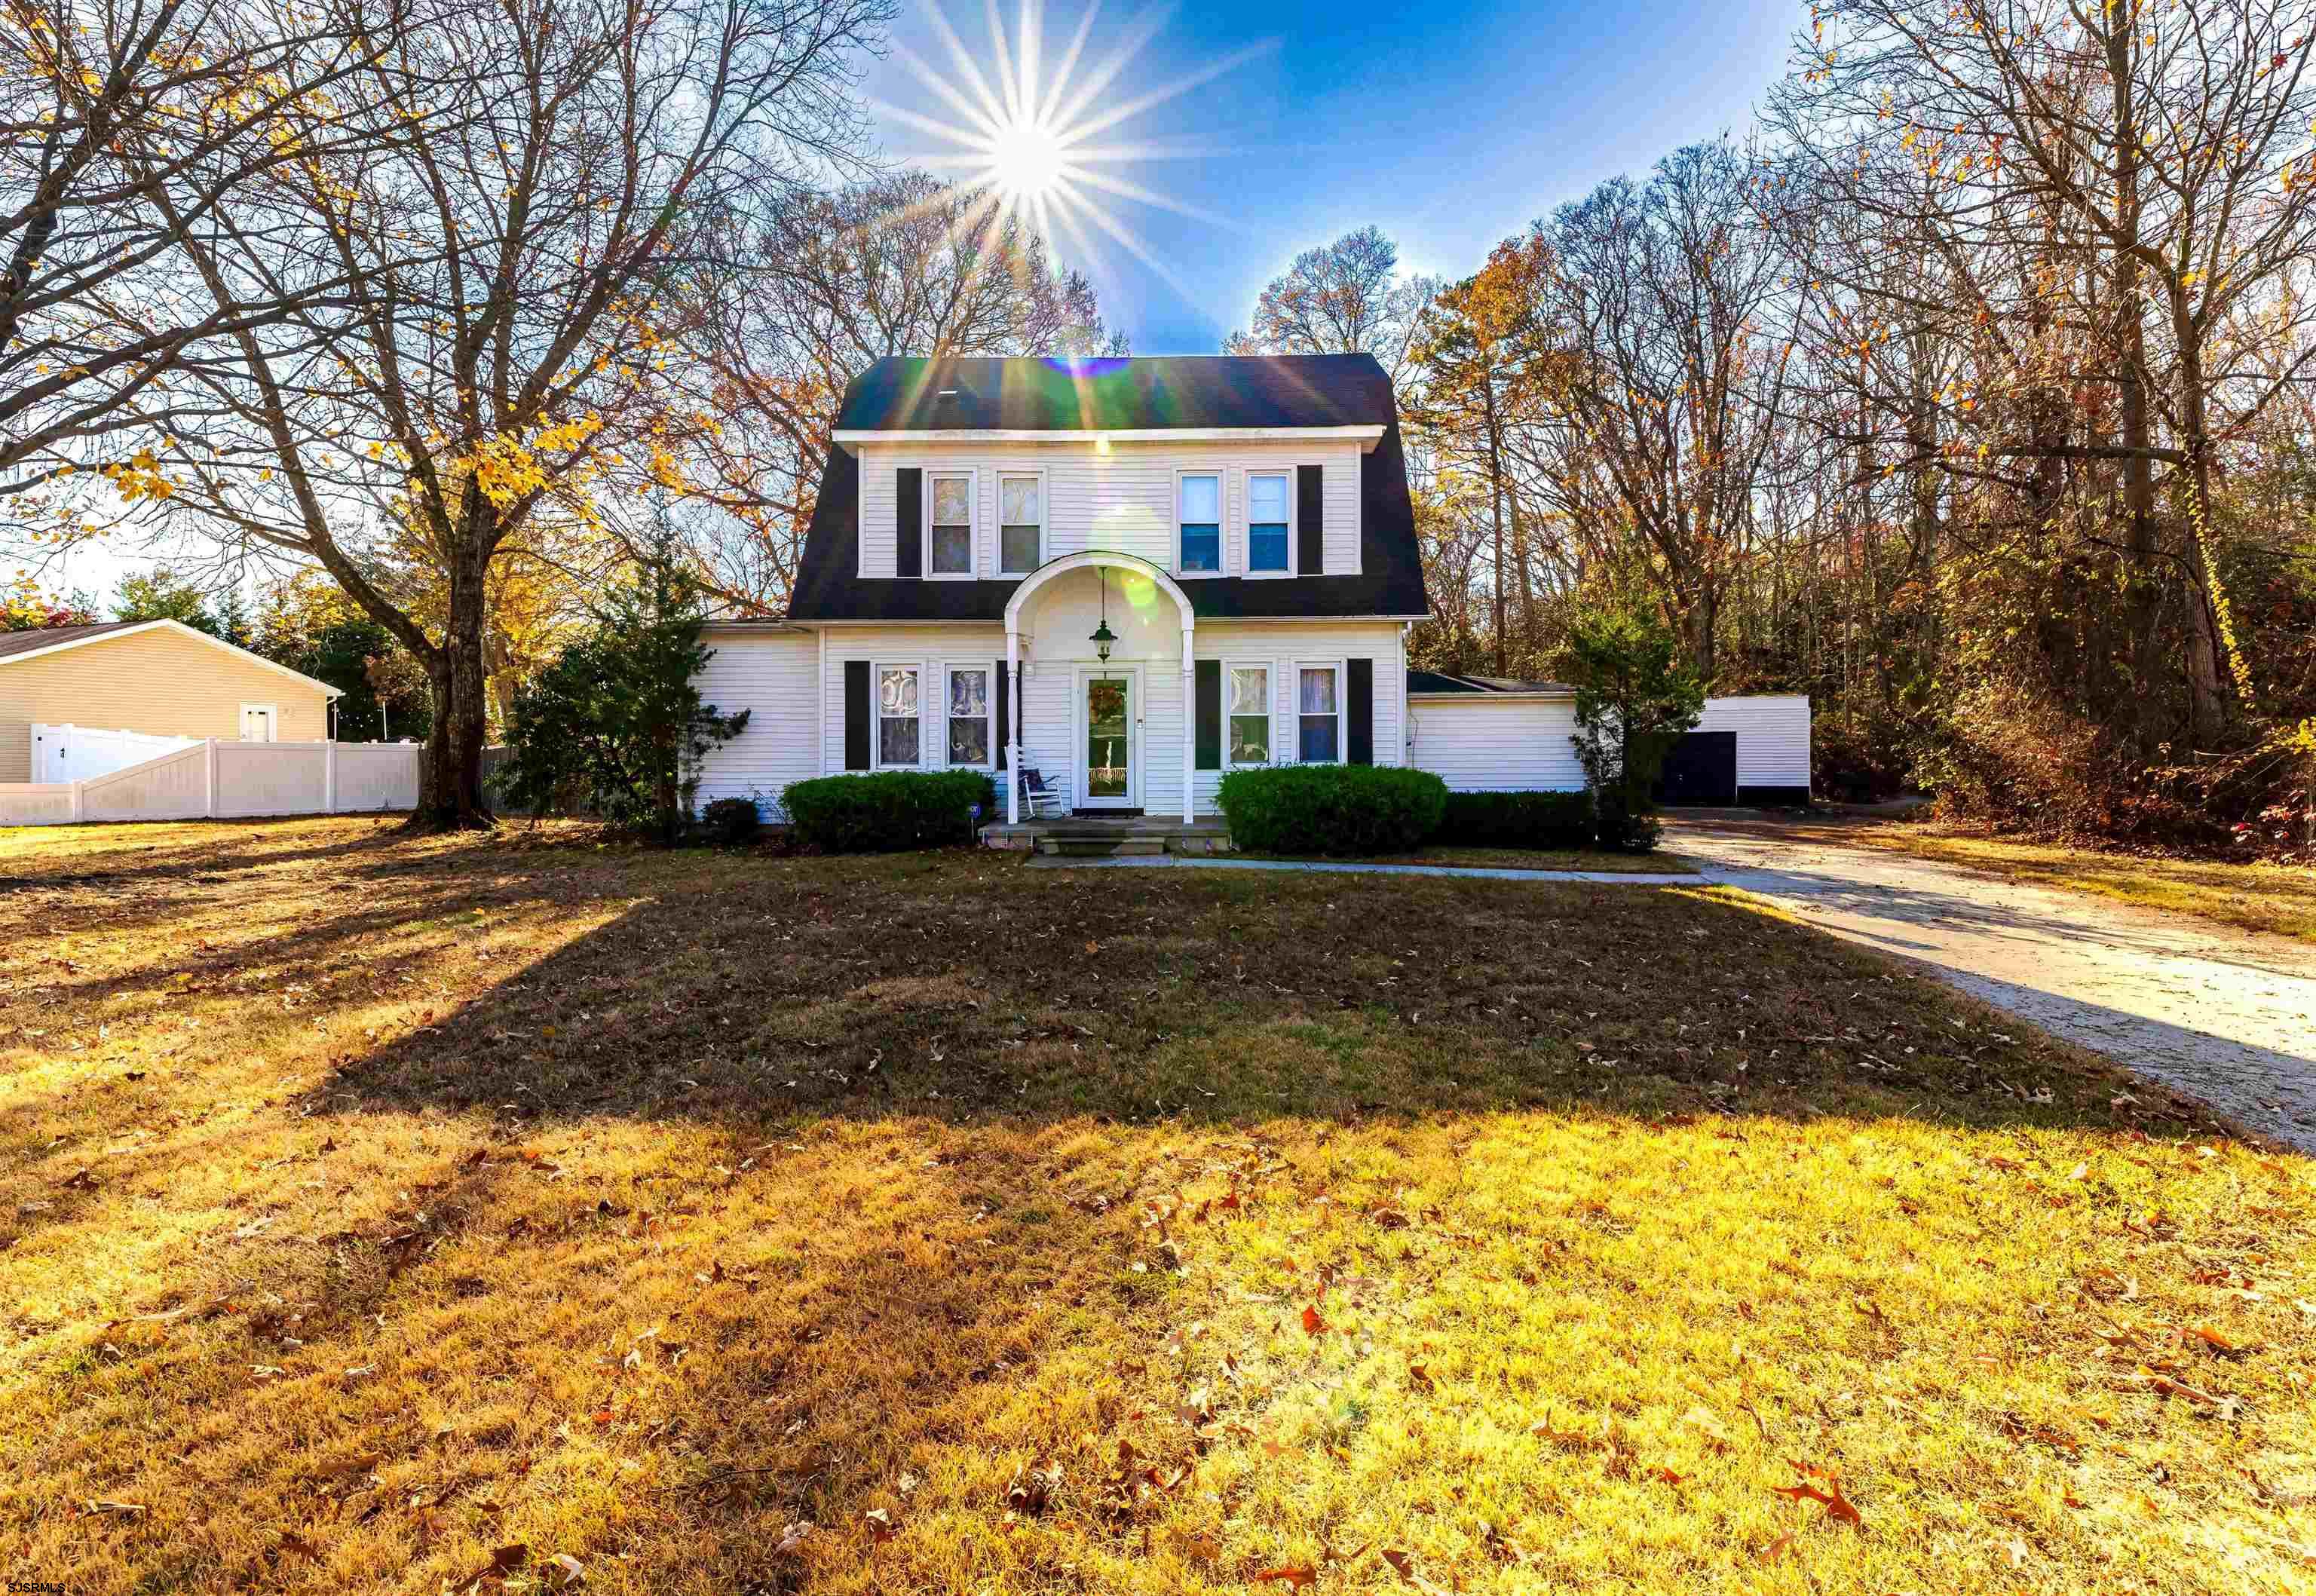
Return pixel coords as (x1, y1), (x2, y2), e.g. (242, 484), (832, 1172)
(0, 738), (420, 827)
(32, 723), (198, 783)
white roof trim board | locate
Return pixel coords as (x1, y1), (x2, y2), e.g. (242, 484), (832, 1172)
(830, 425), (1389, 452)
(0, 617), (345, 697)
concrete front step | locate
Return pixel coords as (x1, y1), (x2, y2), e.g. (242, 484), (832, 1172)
(1038, 835), (1167, 857)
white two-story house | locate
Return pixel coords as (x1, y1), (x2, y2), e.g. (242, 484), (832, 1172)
(694, 353), (1432, 828)
(690, 352), (1814, 830)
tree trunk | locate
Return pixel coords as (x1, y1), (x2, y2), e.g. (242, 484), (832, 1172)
(2166, 291), (2231, 741)
(410, 503), (498, 831)
(2103, 24), (2165, 743)
(1484, 375), (1506, 677)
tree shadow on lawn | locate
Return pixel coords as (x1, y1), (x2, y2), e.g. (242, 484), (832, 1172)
(316, 855), (2231, 1141)
(11, 843), (2299, 1596)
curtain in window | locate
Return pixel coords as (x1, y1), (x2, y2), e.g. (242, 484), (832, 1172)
(1228, 666), (1270, 763)
(1298, 666), (1338, 761)
(947, 669), (989, 765)
(1000, 476), (1040, 571)
(878, 667), (920, 765)
(931, 477), (972, 572)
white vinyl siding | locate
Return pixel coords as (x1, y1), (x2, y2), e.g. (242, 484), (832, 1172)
(687, 626), (821, 810)
(799, 620), (1403, 818)
(1407, 697), (1585, 792)
(1405, 692), (1813, 796)
(1695, 694), (1813, 789)
(850, 441), (1363, 579)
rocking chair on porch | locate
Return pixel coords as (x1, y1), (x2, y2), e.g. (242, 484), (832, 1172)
(1016, 767), (1070, 819)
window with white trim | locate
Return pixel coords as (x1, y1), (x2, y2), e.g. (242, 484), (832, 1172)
(999, 473), (1043, 575)
(1297, 664), (1341, 763)
(945, 663), (992, 767)
(877, 664), (921, 766)
(929, 473), (973, 575)
(1178, 473), (1221, 574)
(1247, 472), (1291, 574)
(1227, 665), (1271, 765)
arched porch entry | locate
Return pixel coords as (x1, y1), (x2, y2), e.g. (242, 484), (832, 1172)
(1003, 550), (1198, 825)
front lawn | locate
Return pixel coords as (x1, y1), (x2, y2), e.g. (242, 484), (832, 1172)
(3, 818), (2309, 1595)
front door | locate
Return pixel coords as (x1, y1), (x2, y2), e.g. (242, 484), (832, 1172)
(1079, 670), (1137, 810)
(240, 704), (278, 743)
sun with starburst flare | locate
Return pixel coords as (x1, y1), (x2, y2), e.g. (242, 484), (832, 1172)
(878, 2), (1270, 296)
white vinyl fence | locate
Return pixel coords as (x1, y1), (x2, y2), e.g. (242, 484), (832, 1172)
(32, 722), (198, 783)
(0, 738), (419, 826)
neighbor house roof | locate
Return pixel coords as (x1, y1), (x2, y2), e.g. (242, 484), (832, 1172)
(832, 353), (1395, 438)
(0, 617), (343, 695)
(789, 354), (1429, 623)
(0, 620), (144, 660)
(1407, 669), (1573, 696)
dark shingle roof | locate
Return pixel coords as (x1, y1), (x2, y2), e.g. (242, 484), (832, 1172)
(789, 355), (1429, 623)
(1406, 669), (1572, 694)
(0, 620), (142, 660)
(837, 354), (1394, 433)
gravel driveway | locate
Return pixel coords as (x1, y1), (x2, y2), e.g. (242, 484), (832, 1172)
(1668, 815), (2316, 1153)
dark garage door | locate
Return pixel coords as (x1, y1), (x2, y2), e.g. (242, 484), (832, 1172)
(1655, 731), (1738, 806)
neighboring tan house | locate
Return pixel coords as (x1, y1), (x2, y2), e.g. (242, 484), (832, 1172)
(0, 619), (339, 783)
(688, 354), (1810, 830)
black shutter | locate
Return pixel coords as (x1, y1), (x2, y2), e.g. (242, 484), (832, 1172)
(1346, 657), (1374, 764)
(994, 659), (1010, 770)
(1297, 464), (1324, 575)
(843, 659), (872, 770)
(1194, 659), (1221, 770)
(895, 467), (922, 578)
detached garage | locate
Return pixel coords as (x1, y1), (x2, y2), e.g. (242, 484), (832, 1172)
(0, 619), (339, 783)
(1405, 671), (1810, 806)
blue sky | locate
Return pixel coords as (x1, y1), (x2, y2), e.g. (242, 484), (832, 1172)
(866, 0), (1800, 352)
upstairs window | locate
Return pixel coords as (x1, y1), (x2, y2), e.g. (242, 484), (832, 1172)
(878, 664), (921, 766)
(1297, 664), (1340, 763)
(1248, 472), (1290, 573)
(1228, 665), (1271, 764)
(999, 474), (1043, 574)
(1178, 473), (1220, 574)
(929, 473), (973, 575)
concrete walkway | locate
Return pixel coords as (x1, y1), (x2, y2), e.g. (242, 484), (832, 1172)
(1668, 816), (2316, 1153)
(1023, 853), (1695, 884)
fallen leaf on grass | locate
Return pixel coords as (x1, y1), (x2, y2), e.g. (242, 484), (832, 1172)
(449, 1543), (526, 1594)
(544, 1553), (586, 1589)
(1300, 1305), (1327, 1337)
(1772, 1461), (1862, 1525)
(773, 1521), (813, 1555)
(277, 1531), (322, 1561)
(864, 1508), (899, 1546)
(1253, 1566), (1318, 1589)
(1754, 1531), (1797, 1564)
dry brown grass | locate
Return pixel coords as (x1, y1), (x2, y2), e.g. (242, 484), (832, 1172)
(1236, 845), (1696, 874)
(3, 817), (2311, 1595)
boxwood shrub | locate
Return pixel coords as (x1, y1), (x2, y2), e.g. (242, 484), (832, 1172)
(700, 795), (762, 844)
(1435, 789), (1595, 848)
(782, 770), (997, 852)
(1216, 764), (1448, 855)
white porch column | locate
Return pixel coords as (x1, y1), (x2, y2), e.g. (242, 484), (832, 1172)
(1181, 622), (1196, 825)
(1006, 628), (1021, 824)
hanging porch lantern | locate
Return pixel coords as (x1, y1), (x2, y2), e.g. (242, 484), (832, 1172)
(1089, 566), (1116, 663)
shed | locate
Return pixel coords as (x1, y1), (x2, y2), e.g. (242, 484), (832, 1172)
(0, 619), (340, 783)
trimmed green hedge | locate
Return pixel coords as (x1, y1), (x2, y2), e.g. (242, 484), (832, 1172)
(782, 770), (996, 852)
(1216, 764), (1448, 855)
(1435, 789), (1595, 848)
